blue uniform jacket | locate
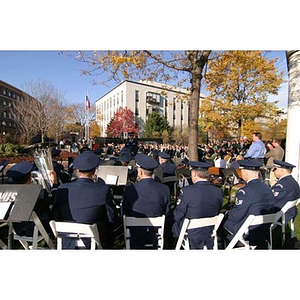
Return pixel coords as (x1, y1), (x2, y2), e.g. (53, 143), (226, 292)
(172, 180), (223, 249)
(121, 178), (171, 249)
(53, 178), (116, 248)
(272, 175), (300, 223)
(224, 179), (274, 245)
(122, 178), (171, 218)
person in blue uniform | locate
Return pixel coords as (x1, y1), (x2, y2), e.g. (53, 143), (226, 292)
(121, 153), (172, 249)
(124, 132), (139, 156)
(172, 161), (223, 249)
(271, 160), (300, 223)
(51, 148), (72, 183)
(53, 152), (116, 249)
(6, 161), (57, 240)
(223, 160), (275, 248)
(158, 151), (176, 177)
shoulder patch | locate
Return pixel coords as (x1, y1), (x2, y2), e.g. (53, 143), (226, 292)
(235, 198), (243, 206)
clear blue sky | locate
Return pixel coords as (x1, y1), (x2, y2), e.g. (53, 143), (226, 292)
(0, 50), (288, 108)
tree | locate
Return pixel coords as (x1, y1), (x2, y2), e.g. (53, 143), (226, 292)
(69, 50), (211, 160)
(144, 112), (171, 139)
(202, 51), (284, 140)
(106, 107), (137, 138)
(12, 80), (66, 144)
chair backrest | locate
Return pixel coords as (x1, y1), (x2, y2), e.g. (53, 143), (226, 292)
(175, 213), (224, 250)
(225, 210), (283, 250)
(49, 220), (102, 250)
(123, 215), (165, 250)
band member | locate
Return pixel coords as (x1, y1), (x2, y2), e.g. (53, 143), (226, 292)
(53, 152), (116, 249)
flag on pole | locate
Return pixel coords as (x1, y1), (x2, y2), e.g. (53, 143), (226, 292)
(85, 92), (90, 110)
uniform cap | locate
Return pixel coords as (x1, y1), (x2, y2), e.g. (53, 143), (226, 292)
(6, 161), (34, 178)
(151, 149), (159, 157)
(273, 160), (296, 169)
(188, 161), (213, 170)
(135, 153), (159, 171)
(73, 152), (100, 171)
(94, 148), (103, 155)
(120, 147), (131, 154)
(120, 153), (132, 163)
(158, 152), (170, 159)
(238, 160), (262, 170)
(51, 149), (61, 157)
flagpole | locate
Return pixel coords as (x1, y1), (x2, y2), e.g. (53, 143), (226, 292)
(84, 91), (90, 142)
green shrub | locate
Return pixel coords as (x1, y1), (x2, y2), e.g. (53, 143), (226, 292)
(0, 143), (27, 157)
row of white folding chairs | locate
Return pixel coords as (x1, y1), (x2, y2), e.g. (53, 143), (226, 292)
(225, 198), (300, 250)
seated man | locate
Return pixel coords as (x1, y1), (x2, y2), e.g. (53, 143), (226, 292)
(121, 153), (172, 249)
(271, 160), (300, 223)
(158, 152), (176, 177)
(172, 161), (223, 249)
(53, 151), (116, 249)
(223, 160), (275, 248)
(6, 161), (56, 238)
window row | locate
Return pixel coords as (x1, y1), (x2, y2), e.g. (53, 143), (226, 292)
(1, 88), (24, 101)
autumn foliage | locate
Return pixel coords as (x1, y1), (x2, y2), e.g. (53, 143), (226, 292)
(106, 107), (138, 138)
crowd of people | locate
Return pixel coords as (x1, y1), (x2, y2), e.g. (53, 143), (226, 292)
(1, 131), (299, 250)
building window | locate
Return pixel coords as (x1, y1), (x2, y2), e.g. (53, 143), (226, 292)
(146, 92), (160, 104)
(117, 93), (119, 107)
(135, 90), (139, 102)
(8, 91), (11, 97)
(3, 112), (7, 118)
(121, 91), (123, 107)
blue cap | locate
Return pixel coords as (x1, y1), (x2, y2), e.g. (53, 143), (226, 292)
(120, 147), (131, 154)
(189, 161), (212, 170)
(273, 160), (296, 169)
(151, 149), (159, 157)
(94, 148), (103, 155)
(51, 149), (61, 157)
(238, 160), (262, 170)
(135, 154), (159, 171)
(120, 153), (132, 163)
(159, 152), (170, 159)
(6, 161), (34, 178)
(73, 152), (100, 171)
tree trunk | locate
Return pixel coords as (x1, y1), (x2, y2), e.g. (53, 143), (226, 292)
(188, 73), (201, 160)
(187, 51), (211, 161)
(286, 50), (300, 183)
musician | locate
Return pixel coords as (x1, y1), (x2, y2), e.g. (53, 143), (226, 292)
(51, 148), (72, 183)
(223, 160), (275, 248)
(53, 152), (116, 249)
(121, 153), (172, 249)
(6, 161), (57, 238)
(172, 161), (223, 249)
(271, 160), (300, 223)
(158, 152), (176, 177)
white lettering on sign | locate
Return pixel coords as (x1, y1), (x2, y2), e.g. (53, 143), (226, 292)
(0, 192), (18, 202)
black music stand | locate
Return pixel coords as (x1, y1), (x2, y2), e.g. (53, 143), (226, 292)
(0, 184), (55, 249)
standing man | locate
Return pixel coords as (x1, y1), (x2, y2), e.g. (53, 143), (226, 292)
(53, 152), (116, 249)
(271, 160), (300, 223)
(172, 161), (223, 249)
(125, 132), (139, 156)
(223, 160), (275, 248)
(265, 139), (285, 186)
(244, 132), (266, 164)
(121, 153), (172, 249)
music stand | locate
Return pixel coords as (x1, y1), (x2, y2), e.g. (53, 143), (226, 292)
(0, 184), (55, 249)
(95, 166), (128, 186)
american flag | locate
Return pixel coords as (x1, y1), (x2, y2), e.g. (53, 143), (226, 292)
(85, 93), (90, 110)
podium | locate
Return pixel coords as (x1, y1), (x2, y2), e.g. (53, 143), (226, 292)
(0, 184), (55, 249)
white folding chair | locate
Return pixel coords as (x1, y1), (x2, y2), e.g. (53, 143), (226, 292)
(225, 211), (283, 250)
(271, 198), (300, 245)
(175, 213), (224, 250)
(123, 215), (165, 250)
(49, 220), (102, 250)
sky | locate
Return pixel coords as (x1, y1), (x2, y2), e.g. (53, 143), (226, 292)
(0, 50), (289, 109)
